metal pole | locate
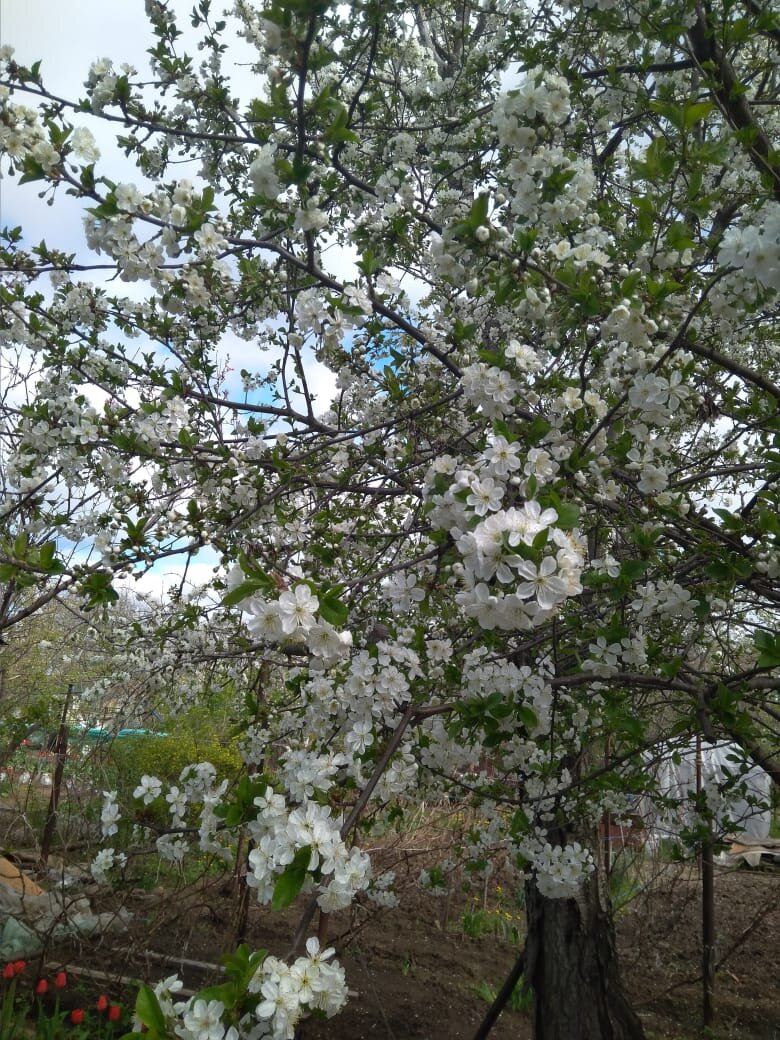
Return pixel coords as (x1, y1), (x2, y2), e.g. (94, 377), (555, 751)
(702, 826), (715, 1028)
(697, 734), (715, 1028)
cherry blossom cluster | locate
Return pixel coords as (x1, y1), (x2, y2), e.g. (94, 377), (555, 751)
(424, 455), (585, 630)
(90, 847), (126, 884)
(150, 937), (346, 1040)
(515, 836), (595, 900)
(492, 68), (595, 228)
(229, 572), (353, 668)
(246, 787), (370, 913)
(95, 765), (233, 874)
(718, 204), (780, 294)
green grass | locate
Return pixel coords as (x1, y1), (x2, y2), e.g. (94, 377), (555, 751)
(608, 850), (646, 912)
(461, 903), (524, 945)
(471, 976), (533, 1013)
(461, 881), (526, 946)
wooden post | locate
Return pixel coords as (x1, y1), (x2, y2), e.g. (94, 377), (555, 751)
(40, 685), (72, 867)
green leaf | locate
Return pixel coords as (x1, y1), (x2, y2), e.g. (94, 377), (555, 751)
(681, 100), (715, 131)
(272, 845), (312, 910)
(195, 981), (237, 1008)
(39, 541), (56, 568)
(712, 508), (744, 532)
(753, 629), (780, 668)
(468, 193), (490, 228)
(531, 528), (548, 551)
(526, 418), (551, 445)
(620, 559), (648, 582)
(665, 220), (696, 252)
(0, 563), (34, 587)
(649, 99), (714, 132)
(18, 157), (48, 185)
(707, 553), (752, 586)
(515, 704), (538, 731)
(324, 103), (359, 144)
(135, 985), (167, 1035)
(635, 136), (675, 180)
(357, 249), (383, 277)
(621, 271), (643, 297)
(494, 275), (519, 306)
(659, 657), (683, 678)
(319, 592), (348, 627)
(83, 570), (119, 608)
(541, 166), (575, 201)
(554, 502), (580, 530)
(222, 581), (266, 607)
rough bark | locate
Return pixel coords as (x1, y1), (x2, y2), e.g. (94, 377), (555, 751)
(524, 865), (645, 1040)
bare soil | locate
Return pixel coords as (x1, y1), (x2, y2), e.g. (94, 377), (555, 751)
(48, 844), (778, 1040)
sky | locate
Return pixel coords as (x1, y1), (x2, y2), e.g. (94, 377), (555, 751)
(1, 1), (162, 246)
(0, 1), (344, 600)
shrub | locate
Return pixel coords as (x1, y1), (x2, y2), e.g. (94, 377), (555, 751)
(110, 733), (243, 793)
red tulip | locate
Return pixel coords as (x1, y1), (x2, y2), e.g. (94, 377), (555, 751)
(54, 971), (67, 989)
(2, 963), (15, 980)
(108, 1004), (121, 1022)
(70, 1008), (85, 1025)
(96, 993), (108, 1012)
(35, 978), (49, 995)
(12, 961), (25, 976)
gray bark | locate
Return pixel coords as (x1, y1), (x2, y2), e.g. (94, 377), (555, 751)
(524, 865), (645, 1040)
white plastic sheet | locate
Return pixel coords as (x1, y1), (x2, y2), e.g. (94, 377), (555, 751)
(0, 880), (130, 958)
(644, 740), (771, 842)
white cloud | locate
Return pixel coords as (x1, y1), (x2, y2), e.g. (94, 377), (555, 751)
(116, 552), (224, 603)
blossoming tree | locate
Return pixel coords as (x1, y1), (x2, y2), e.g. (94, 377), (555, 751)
(1, 0), (780, 1037)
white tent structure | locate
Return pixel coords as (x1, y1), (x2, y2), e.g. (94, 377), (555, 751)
(644, 740), (772, 844)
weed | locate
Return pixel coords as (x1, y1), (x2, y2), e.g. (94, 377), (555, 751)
(471, 975), (533, 1013)
(608, 849), (646, 913)
(461, 884), (525, 945)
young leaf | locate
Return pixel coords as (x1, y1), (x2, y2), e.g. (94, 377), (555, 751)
(271, 845), (312, 910)
(134, 985), (167, 1035)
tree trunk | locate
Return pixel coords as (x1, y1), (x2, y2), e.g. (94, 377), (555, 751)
(524, 868), (645, 1040)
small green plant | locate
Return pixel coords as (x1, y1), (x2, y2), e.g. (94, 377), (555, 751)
(0, 960), (28, 1039)
(461, 884), (524, 946)
(608, 850), (646, 913)
(471, 976), (533, 1013)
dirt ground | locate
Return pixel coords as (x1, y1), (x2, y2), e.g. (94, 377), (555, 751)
(38, 839), (776, 1040)
(0, 773), (777, 1040)
(617, 863), (780, 1040)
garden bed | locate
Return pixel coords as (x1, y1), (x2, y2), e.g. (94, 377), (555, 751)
(30, 852), (779, 1039)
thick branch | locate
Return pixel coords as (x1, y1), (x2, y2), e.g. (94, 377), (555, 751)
(687, 3), (780, 202)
